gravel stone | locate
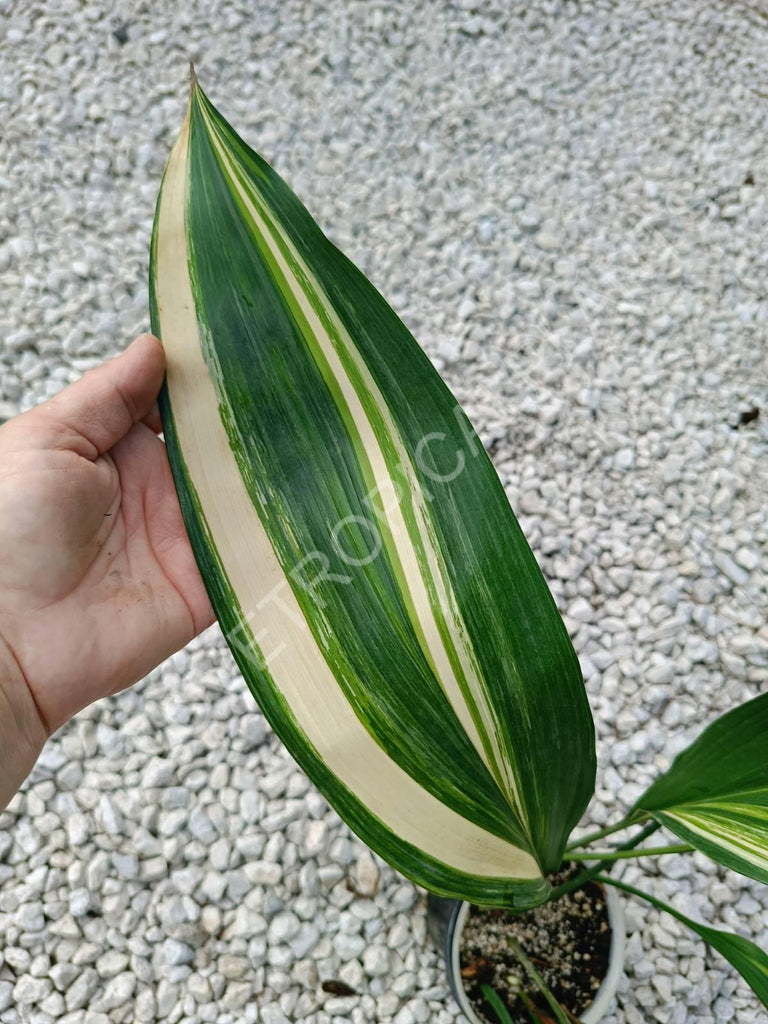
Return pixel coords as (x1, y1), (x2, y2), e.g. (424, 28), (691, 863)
(290, 923), (320, 959)
(188, 806), (218, 844)
(304, 819), (328, 856)
(2, 5), (767, 1024)
(200, 904), (222, 935)
(69, 887), (92, 917)
(219, 954), (249, 979)
(518, 205), (543, 232)
(163, 939), (195, 966)
(392, 971), (417, 997)
(16, 900), (45, 931)
(222, 980), (253, 1009)
(112, 853), (139, 879)
(364, 945), (391, 977)
(268, 910), (301, 944)
(378, 992), (400, 1017)
(248, 860), (283, 885)
(143, 757), (175, 788)
(50, 964), (81, 992)
(65, 969), (99, 1012)
(135, 989), (156, 1022)
(95, 972), (136, 1011)
(260, 1005), (290, 1024)
(66, 814), (89, 847)
(339, 958), (366, 991)
(353, 850), (380, 897)
(334, 932), (366, 960)
(156, 979), (178, 1017)
(734, 547), (760, 572)
(13, 975), (50, 1004)
(712, 551), (750, 586)
(95, 950), (129, 979)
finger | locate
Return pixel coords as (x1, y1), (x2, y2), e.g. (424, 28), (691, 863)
(112, 423), (215, 638)
(37, 334), (166, 459)
(141, 401), (163, 435)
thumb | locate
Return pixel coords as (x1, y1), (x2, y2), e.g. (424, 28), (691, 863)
(35, 334), (165, 458)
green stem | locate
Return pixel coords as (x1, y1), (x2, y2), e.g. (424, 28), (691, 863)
(518, 990), (547, 1024)
(548, 821), (661, 903)
(566, 843), (692, 862)
(564, 811), (649, 852)
(507, 936), (579, 1024)
(593, 874), (689, 922)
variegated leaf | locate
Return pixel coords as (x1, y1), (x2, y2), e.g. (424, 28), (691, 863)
(149, 77), (595, 906)
(636, 692), (768, 885)
(600, 876), (768, 1008)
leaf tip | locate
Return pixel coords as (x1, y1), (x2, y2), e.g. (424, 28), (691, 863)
(188, 60), (199, 97)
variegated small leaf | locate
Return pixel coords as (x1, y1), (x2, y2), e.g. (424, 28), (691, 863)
(600, 876), (768, 1009)
(635, 692), (768, 885)
(149, 77), (596, 906)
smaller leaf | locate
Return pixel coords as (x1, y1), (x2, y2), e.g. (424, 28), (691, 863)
(598, 876), (768, 1008)
(634, 692), (768, 884)
(481, 984), (517, 1024)
(507, 936), (581, 1024)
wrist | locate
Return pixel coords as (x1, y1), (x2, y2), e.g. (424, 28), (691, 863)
(0, 635), (47, 810)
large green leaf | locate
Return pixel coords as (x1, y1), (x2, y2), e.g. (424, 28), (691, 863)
(149, 76), (595, 905)
(635, 693), (768, 885)
(598, 876), (768, 1009)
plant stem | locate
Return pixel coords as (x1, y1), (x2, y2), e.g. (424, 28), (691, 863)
(507, 936), (579, 1024)
(564, 812), (649, 852)
(566, 843), (692, 862)
(518, 990), (547, 1024)
(592, 874), (688, 921)
(548, 821), (661, 903)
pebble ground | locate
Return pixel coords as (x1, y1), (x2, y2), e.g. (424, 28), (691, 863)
(1, 1), (767, 1022)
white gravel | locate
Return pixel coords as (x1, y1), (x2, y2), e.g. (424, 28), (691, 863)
(1, 1), (767, 1022)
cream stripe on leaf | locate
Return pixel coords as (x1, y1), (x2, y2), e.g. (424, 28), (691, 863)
(150, 78), (596, 904)
(636, 692), (768, 885)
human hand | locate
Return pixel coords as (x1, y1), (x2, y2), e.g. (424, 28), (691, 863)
(0, 334), (214, 806)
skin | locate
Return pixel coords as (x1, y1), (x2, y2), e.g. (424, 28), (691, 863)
(0, 334), (214, 809)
